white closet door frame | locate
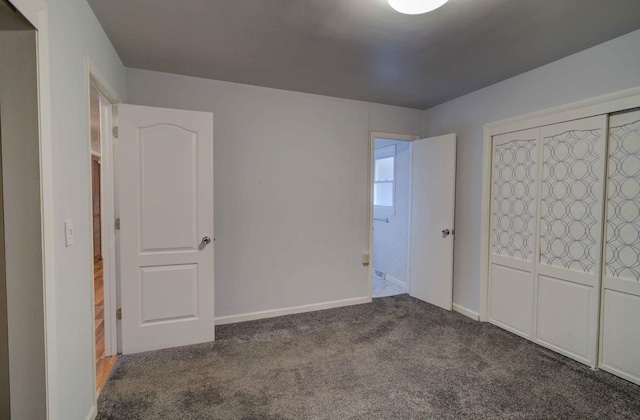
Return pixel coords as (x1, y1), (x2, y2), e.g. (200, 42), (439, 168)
(481, 86), (640, 324)
(486, 116), (608, 368)
(532, 116), (608, 367)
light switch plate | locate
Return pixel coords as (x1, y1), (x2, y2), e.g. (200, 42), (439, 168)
(64, 219), (74, 247)
(362, 252), (370, 266)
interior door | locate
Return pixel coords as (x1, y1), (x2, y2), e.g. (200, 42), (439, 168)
(488, 128), (540, 339)
(599, 110), (640, 385)
(534, 116), (607, 367)
(118, 104), (214, 355)
(409, 133), (457, 310)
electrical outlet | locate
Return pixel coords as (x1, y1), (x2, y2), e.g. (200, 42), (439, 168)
(64, 219), (74, 247)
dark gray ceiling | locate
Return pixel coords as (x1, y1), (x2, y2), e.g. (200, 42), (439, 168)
(88, 0), (640, 109)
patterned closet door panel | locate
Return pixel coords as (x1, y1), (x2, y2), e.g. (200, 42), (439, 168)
(492, 135), (538, 261)
(535, 115), (608, 368)
(488, 128), (540, 339)
(600, 110), (640, 386)
(539, 125), (603, 273)
(605, 114), (640, 282)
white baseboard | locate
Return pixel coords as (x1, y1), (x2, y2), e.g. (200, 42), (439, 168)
(452, 303), (480, 321)
(215, 296), (371, 325)
(85, 403), (97, 420)
(384, 274), (407, 289)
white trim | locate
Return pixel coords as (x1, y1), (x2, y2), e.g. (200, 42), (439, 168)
(600, 364), (640, 387)
(84, 403), (97, 420)
(20, 2), (59, 419)
(479, 126), (492, 322)
(384, 274), (407, 289)
(484, 85), (640, 134)
(367, 133), (375, 299)
(83, 56), (98, 411)
(215, 297), (371, 325)
(98, 93), (117, 357)
(480, 86), (640, 326)
(371, 131), (419, 142)
(452, 303), (480, 321)
(406, 141), (413, 299)
(86, 59), (121, 105)
(84, 57), (121, 408)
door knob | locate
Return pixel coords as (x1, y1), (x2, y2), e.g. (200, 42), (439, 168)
(201, 236), (212, 247)
(442, 229), (451, 238)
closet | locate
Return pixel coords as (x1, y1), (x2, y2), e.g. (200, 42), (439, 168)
(486, 105), (640, 386)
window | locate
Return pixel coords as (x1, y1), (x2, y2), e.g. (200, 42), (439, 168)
(374, 145), (395, 216)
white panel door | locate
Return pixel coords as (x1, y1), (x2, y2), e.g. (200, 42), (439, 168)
(409, 133), (456, 310)
(534, 115), (607, 367)
(118, 104), (214, 355)
(599, 110), (640, 385)
(488, 128), (540, 339)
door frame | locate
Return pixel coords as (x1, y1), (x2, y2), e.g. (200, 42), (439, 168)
(368, 131), (419, 298)
(480, 86), (640, 322)
(85, 58), (120, 396)
(7, 0), (58, 416)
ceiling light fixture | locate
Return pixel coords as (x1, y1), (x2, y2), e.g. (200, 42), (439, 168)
(387, 0), (449, 15)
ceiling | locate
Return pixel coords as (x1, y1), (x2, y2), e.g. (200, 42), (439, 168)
(88, 0), (640, 109)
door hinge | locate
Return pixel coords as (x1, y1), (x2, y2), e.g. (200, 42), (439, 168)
(116, 308), (122, 320)
(112, 126), (119, 138)
(115, 218), (120, 230)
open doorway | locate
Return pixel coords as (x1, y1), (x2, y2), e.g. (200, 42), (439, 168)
(371, 133), (417, 298)
(89, 81), (118, 395)
(369, 131), (457, 308)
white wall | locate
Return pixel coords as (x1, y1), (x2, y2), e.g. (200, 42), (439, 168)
(126, 69), (423, 319)
(372, 139), (411, 284)
(0, 28), (46, 419)
(44, 0), (125, 418)
(423, 29), (640, 315)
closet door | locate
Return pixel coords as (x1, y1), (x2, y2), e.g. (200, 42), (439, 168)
(600, 110), (640, 385)
(535, 116), (607, 367)
(488, 128), (540, 338)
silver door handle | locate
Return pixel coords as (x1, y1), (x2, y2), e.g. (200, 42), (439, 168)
(442, 229), (451, 238)
(201, 236), (211, 247)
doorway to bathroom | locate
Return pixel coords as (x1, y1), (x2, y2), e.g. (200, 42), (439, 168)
(369, 131), (457, 308)
(372, 135), (414, 297)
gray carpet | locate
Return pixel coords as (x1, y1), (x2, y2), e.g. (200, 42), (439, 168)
(98, 295), (640, 419)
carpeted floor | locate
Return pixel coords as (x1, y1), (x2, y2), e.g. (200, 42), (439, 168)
(98, 295), (640, 419)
